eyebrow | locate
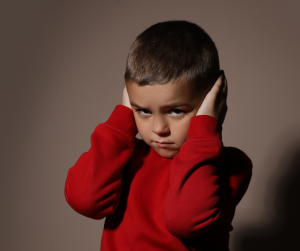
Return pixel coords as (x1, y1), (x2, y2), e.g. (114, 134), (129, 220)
(130, 102), (191, 109)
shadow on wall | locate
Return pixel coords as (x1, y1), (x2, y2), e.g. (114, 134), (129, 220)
(234, 136), (300, 250)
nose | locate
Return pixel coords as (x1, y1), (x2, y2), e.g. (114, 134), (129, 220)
(152, 116), (170, 135)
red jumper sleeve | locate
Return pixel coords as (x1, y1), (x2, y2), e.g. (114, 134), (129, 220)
(64, 105), (138, 220)
(163, 115), (252, 238)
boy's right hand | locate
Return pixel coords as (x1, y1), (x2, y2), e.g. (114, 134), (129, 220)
(122, 85), (132, 110)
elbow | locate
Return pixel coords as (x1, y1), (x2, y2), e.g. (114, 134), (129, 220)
(164, 206), (222, 238)
(64, 183), (119, 220)
(64, 187), (102, 219)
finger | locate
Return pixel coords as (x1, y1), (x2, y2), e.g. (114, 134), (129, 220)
(205, 71), (224, 99)
(214, 74), (224, 90)
(224, 76), (228, 99)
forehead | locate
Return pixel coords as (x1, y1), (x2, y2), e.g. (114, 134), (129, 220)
(127, 81), (197, 108)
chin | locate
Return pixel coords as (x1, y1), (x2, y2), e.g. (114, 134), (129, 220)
(156, 148), (179, 159)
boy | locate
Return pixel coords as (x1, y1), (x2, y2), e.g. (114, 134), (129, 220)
(64, 20), (252, 250)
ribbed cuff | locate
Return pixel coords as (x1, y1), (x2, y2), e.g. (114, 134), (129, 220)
(187, 115), (222, 140)
(105, 105), (138, 138)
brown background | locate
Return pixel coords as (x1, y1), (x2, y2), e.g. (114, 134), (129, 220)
(1, 0), (300, 250)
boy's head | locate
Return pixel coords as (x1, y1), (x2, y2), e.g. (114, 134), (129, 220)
(124, 20), (221, 159)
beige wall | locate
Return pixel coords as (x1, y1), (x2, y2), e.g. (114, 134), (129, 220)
(1, 1), (300, 250)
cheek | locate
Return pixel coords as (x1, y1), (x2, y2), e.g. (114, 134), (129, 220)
(172, 120), (191, 146)
(134, 116), (150, 139)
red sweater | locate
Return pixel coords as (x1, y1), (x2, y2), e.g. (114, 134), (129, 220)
(64, 105), (252, 251)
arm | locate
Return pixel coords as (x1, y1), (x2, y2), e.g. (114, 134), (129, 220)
(64, 105), (138, 220)
(163, 115), (252, 238)
(163, 72), (252, 237)
(163, 114), (223, 237)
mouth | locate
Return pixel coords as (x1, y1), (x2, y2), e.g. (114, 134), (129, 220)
(154, 141), (173, 148)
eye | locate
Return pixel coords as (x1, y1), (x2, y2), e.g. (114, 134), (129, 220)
(135, 108), (185, 118)
(136, 109), (151, 116)
(169, 109), (185, 117)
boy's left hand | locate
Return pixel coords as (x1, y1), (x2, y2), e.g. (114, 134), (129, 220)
(196, 71), (228, 125)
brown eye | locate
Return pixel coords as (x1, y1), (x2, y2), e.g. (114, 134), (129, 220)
(170, 109), (184, 117)
(137, 109), (150, 116)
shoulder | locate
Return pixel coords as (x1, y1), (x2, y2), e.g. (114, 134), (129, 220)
(223, 146), (253, 175)
(218, 147), (253, 207)
(224, 146), (252, 163)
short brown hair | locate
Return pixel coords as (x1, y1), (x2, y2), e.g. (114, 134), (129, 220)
(124, 20), (220, 96)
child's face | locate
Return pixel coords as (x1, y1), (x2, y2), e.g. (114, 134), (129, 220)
(126, 80), (203, 159)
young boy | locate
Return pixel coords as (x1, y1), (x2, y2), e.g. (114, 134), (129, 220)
(64, 20), (252, 250)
